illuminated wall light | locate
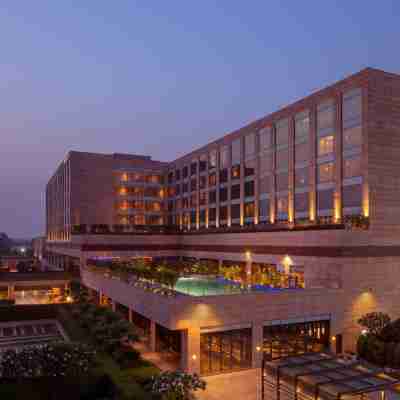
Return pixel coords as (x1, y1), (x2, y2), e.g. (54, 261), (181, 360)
(331, 335), (336, 342)
(192, 354), (197, 360)
(363, 184), (369, 218)
(121, 173), (128, 182)
(361, 329), (368, 336)
(256, 346), (261, 352)
(245, 251), (252, 261)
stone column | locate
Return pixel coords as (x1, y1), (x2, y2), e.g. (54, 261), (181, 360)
(150, 320), (157, 352)
(252, 323), (264, 368)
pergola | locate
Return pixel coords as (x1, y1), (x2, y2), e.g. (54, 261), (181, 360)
(262, 353), (400, 400)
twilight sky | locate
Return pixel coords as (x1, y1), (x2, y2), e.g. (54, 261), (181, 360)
(1, 1), (399, 238)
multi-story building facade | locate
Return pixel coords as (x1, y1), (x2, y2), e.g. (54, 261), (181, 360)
(45, 68), (400, 383)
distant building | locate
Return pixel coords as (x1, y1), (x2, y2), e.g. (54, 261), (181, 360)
(45, 68), (400, 376)
(0, 233), (12, 253)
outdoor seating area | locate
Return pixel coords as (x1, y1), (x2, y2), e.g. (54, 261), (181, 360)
(0, 320), (66, 350)
(262, 352), (400, 400)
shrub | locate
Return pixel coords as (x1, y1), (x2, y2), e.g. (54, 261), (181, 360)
(112, 348), (141, 369)
(357, 312), (391, 337)
(380, 318), (400, 343)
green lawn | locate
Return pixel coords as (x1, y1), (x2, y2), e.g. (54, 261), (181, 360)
(57, 305), (160, 400)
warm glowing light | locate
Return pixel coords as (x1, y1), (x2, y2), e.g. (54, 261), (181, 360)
(66, 296), (72, 303)
(361, 329), (368, 336)
(119, 187), (127, 195)
(20, 247), (26, 254)
(331, 335), (336, 342)
(256, 346), (261, 352)
(283, 255), (292, 266)
(192, 354), (197, 360)
(245, 251), (252, 260)
(121, 173), (128, 182)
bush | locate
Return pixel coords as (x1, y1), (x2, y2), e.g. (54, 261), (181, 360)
(357, 312), (391, 337)
(112, 348), (141, 369)
(380, 318), (400, 343)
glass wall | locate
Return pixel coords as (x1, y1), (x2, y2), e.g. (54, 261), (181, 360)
(263, 320), (330, 361)
(200, 328), (252, 375)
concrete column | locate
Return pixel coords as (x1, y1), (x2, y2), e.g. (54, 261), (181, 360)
(181, 327), (201, 374)
(252, 323), (264, 368)
(128, 308), (133, 323)
(150, 320), (157, 352)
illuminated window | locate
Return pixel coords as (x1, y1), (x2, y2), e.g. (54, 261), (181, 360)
(231, 165), (240, 180)
(120, 200), (129, 210)
(277, 196), (288, 218)
(318, 162), (335, 183)
(119, 187), (127, 196)
(190, 194), (197, 207)
(121, 173), (128, 182)
(199, 192), (207, 206)
(318, 136), (334, 156)
(244, 202), (255, 219)
(208, 173), (216, 186)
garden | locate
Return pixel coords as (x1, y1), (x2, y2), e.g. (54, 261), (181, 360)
(357, 312), (400, 369)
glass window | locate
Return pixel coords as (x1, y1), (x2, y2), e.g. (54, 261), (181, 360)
(190, 178), (197, 192)
(220, 168), (228, 183)
(295, 167), (309, 188)
(343, 125), (362, 151)
(295, 111), (310, 141)
(295, 192), (309, 213)
(276, 172), (289, 192)
(277, 196), (288, 218)
(199, 209), (206, 223)
(209, 150), (217, 169)
(182, 197), (189, 209)
(245, 133), (256, 158)
(199, 154), (207, 172)
(317, 189), (334, 211)
(175, 169), (181, 181)
(190, 194), (197, 207)
(199, 175), (207, 189)
(220, 205), (228, 220)
(343, 156), (361, 178)
(343, 184), (362, 208)
(231, 204), (241, 219)
(318, 136), (334, 156)
(209, 190), (216, 204)
(168, 171), (174, 184)
(182, 166), (188, 179)
(260, 154), (272, 173)
(276, 118), (289, 147)
(182, 182), (189, 193)
(244, 181), (254, 197)
(231, 165), (240, 180)
(259, 127), (272, 151)
(244, 202), (255, 219)
(232, 139), (241, 165)
(209, 173), (216, 186)
(259, 175), (270, 194)
(317, 100), (336, 133)
(244, 159), (256, 177)
(220, 146), (230, 169)
(276, 149), (289, 170)
(318, 162), (335, 183)
(231, 184), (240, 200)
(191, 162), (197, 176)
(190, 211), (196, 224)
(259, 198), (270, 219)
(343, 88), (362, 129)
(209, 207), (216, 222)
(295, 142), (309, 164)
(199, 192), (207, 206)
(220, 187), (228, 202)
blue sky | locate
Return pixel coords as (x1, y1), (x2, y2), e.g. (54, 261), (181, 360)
(1, 1), (399, 237)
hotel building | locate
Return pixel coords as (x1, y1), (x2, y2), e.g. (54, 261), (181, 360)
(45, 68), (400, 378)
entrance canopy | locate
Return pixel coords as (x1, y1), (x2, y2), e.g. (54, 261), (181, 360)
(262, 353), (400, 400)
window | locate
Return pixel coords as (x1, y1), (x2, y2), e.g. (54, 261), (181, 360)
(275, 118), (289, 147)
(175, 169), (181, 181)
(318, 136), (334, 156)
(259, 127), (272, 151)
(317, 100), (336, 134)
(182, 182), (189, 193)
(220, 169), (228, 183)
(209, 150), (217, 169)
(191, 162), (197, 176)
(199, 154), (207, 172)
(232, 138), (241, 165)
(209, 173), (216, 186)
(209, 207), (216, 222)
(317, 189), (334, 211)
(295, 142), (309, 164)
(220, 205), (228, 220)
(260, 154), (272, 173)
(168, 187), (176, 197)
(168, 171), (174, 184)
(168, 200), (174, 212)
(209, 190), (217, 204)
(277, 196), (288, 218)
(295, 167), (309, 188)
(295, 192), (309, 213)
(231, 204), (241, 219)
(200, 209), (206, 224)
(343, 88), (362, 129)
(343, 156), (361, 178)
(182, 197), (189, 209)
(276, 172), (289, 192)
(259, 199), (270, 220)
(231, 165), (240, 180)
(244, 202), (255, 219)
(190, 211), (196, 224)
(199, 175), (207, 189)
(175, 184), (181, 196)
(295, 111), (310, 142)
(245, 133), (256, 158)
(220, 146), (230, 169)
(343, 126), (362, 151)
(231, 184), (240, 200)
(199, 192), (207, 206)
(343, 184), (362, 208)
(259, 175), (270, 194)
(190, 178), (197, 192)
(276, 149), (289, 170)
(244, 159), (256, 177)
(190, 194), (197, 207)
(176, 198), (182, 210)
(245, 181), (255, 197)
(220, 187), (228, 202)
(318, 162), (335, 183)
(182, 166), (188, 179)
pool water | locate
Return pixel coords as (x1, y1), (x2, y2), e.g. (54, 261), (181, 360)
(174, 276), (289, 296)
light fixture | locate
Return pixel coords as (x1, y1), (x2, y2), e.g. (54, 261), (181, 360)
(66, 296), (72, 303)
(245, 251), (252, 260)
(256, 346), (261, 352)
(192, 354), (197, 360)
(361, 329), (368, 336)
(331, 335), (336, 342)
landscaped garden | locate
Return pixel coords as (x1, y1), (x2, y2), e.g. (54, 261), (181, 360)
(0, 281), (206, 400)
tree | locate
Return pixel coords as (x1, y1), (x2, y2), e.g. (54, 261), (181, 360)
(357, 312), (391, 337)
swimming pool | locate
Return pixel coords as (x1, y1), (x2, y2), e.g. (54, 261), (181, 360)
(174, 276), (293, 296)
